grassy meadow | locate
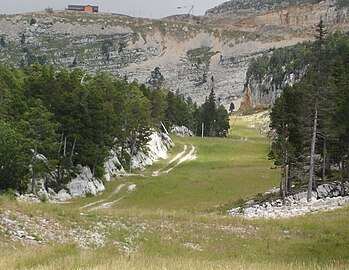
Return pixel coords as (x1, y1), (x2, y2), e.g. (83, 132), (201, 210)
(1, 114), (349, 269)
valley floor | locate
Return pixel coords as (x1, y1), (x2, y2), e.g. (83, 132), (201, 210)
(1, 113), (349, 270)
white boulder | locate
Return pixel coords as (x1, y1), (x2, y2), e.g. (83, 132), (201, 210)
(317, 184), (330, 199)
(128, 184), (137, 192)
(55, 189), (72, 201)
(131, 132), (174, 169)
(131, 151), (153, 169)
(171, 126), (194, 137)
(104, 149), (125, 181)
(67, 166), (105, 197)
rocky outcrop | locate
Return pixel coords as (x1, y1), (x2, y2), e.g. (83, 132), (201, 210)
(131, 132), (174, 169)
(103, 131), (174, 176)
(170, 126), (194, 137)
(205, 0), (349, 29)
(23, 131), (173, 201)
(0, 1), (348, 109)
(229, 181), (349, 219)
(66, 165), (106, 197)
(0, 11), (258, 109)
(103, 149), (125, 182)
(241, 0), (349, 28)
(241, 70), (304, 108)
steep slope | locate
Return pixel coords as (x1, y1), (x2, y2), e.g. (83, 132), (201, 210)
(204, 0), (349, 30)
(0, 0), (348, 108)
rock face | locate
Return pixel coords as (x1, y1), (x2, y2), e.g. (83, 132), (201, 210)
(26, 131), (173, 201)
(0, 12), (257, 109)
(103, 149), (125, 182)
(67, 165), (106, 197)
(170, 126), (194, 137)
(131, 132), (174, 169)
(104, 131), (174, 175)
(205, 0), (349, 28)
(1, 0), (348, 109)
(316, 182), (349, 198)
(229, 181), (349, 219)
(241, 70), (305, 109)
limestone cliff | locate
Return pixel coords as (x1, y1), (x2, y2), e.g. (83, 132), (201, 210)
(240, 70), (305, 109)
(0, 0), (348, 108)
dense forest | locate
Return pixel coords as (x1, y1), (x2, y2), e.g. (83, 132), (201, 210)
(0, 63), (229, 193)
(265, 24), (349, 202)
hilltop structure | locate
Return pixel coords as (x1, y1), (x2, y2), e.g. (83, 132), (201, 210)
(67, 5), (99, 13)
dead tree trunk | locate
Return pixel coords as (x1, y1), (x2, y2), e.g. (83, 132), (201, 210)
(308, 98), (318, 202)
(322, 136), (327, 182)
(280, 148), (287, 204)
(340, 157), (345, 196)
(287, 163), (292, 192)
(31, 147), (38, 196)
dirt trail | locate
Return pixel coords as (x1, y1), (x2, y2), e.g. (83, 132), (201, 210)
(80, 184), (127, 211)
(82, 145), (197, 210)
(153, 145), (196, 176)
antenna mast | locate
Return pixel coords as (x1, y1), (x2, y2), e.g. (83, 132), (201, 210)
(176, 5), (194, 15)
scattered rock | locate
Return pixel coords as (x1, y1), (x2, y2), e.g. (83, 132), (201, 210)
(128, 184), (137, 192)
(170, 126), (194, 137)
(317, 184), (329, 199)
(184, 242), (203, 251)
(54, 189), (72, 201)
(229, 181), (349, 219)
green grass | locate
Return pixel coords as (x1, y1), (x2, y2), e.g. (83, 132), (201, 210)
(1, 113), (349, 269)
(112, 115), (277, 212)
(186, 46), (219, 67)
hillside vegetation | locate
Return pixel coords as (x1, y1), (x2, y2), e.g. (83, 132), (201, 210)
(0, 63), (230, 194)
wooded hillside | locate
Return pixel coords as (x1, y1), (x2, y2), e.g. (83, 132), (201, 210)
(0, 64), (229, 193)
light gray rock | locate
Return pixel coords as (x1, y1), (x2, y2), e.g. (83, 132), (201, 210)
(67, 166), (105, 197)
(25, 235), (36, 241)
(317, 185), (329, 199)
(244, 207), (256, 217)
(47, 188), (57, 196)
(170, 126), (194, 137)
(263, 187), (280, 196)
(131, 132), (174, 169)
(55, 189), (72, 201)
(332, 189), (340, 197)
(104, 149), (125, 181)
(131, 151), (153, 169)
(285, 196), (295, 204)
(228, 207), (241, 214)
(128, 184), (137, 192)
(17, 194), (41, 203)
(229, 182), (349, 219)
(16, 230), (27, 238)
(344, 182), (349, 193)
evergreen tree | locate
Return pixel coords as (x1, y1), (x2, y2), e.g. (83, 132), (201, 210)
(307, 18), (329, 201)
(197, 88), (229, 137)
(201, 88), (217, 136)
(150, 88), (168, 127)
(0, 36), (5, 47)
(0, 121), (30, 192)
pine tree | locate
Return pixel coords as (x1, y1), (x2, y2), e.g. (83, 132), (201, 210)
(150, 88), (168, 127)
(0, 36), (5, 47)
(201, 88), (217, 136)
(307, 18), (328, 202)
(0, 121), (30, 192)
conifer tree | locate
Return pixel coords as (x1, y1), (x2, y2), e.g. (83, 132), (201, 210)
(307, 18), (328, 201)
